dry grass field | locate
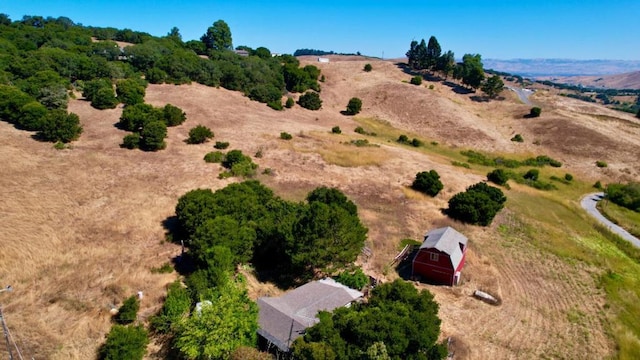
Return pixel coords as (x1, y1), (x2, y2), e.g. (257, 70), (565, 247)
(1, 56), (640, 359)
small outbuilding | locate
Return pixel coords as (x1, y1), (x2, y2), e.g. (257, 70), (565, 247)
(411, 226), (468, 286)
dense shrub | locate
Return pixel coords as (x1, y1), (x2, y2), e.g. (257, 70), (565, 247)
(150, 281), (191, 334)
(298, 91), (322, 110)
(162, 104), (187, 126)
(204, 151), (225, 163)
(487, 168), (509, 186)
(122, 133), (141, 149)
(523, 169), (539, 181)
(334, 268), (369, 290)
(267, 100), (283, 110)
(363, 63), (372, 72)
(285, 97), (295, 108)
(594, 181), (603, 189)
(511, 134), (524, 142)
(447, 182), (506, 226)
(345, 97), (362, 115)
(99, 325), (148, 360)
(529, 107), (542, 117)
(187, 125), (214, 144)
(596, 160), (608, 168)
(606, 182), (640, 212)
(564, 173), (573, 181)
(412, 170), (443, 197)
(354, 126), (365, 134)
(140, 121), (167, 151)
(280, 132), (292, 140)
(37, 110), (83, 143)
(397, 134), (409, 144)
(410, 75), (422, 85)
(411, 138), (423, 147)
(92, 87), (119, 109)
(214, 141), (230, 149)
(116, 296), (140, 325)
(331, 126), (342, 134)
(116, 79), (146, 106)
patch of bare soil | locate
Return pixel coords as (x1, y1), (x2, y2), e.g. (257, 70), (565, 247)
(1, 56), (632, 359)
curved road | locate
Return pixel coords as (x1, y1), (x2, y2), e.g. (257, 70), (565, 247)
(506, 86), (534, 105)
(580, 192), (640, 248)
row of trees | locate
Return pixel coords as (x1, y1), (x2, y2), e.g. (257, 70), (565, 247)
(406, 36), (504, 98)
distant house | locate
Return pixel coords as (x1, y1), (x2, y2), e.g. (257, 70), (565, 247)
(234, 49), (250, 57)
(317, 57), (330, 63)
(257, 278), (363, 353)
(412, 226), (468, 286)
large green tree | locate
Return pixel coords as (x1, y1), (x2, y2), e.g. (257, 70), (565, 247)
(37, 109), (83, 143)
(481, 75), (505, 99)
(173, 278), (258, 360)
(447, 182), (506, 226)
(201, 20), (233, 51)
(455, 54), (485, 90)
(426, 36), (442, 70)
(412, 170), (444, 197)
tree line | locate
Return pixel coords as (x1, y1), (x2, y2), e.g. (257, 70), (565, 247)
(0, 15), (322, 145)
(406, 36), (504, 99)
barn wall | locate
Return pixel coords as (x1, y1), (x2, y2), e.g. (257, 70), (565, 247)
(412, 249), (454, 285)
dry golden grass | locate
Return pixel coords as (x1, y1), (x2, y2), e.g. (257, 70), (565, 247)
(2, 56), (639, 359)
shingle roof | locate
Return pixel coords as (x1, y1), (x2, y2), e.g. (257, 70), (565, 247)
(420, 226), (468, 270)
(257, 278), (363, 352)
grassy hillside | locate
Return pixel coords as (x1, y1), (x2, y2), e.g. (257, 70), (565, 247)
(1, 56), (640, 359)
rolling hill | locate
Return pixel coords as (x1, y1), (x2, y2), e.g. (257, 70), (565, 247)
(2, 56), (640, 359)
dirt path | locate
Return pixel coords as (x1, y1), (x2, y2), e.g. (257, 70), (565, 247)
(580, 192), (640, 248)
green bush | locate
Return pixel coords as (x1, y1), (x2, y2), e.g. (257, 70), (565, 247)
(487, 169), (509, 186)
(334, 268), (369, 290)
(354, 126), (365, 134)
(187, 125), (214, 144)
(363, 63), (372, 72)
(345, 97), (362, 115)
(214, 141), (230, 149)
(447, 182), (506, 226)
(267, 100), (283, 110)
(122, 133), (141, 149)
(162, 104), (187, 126)
(116, 296), (139, 325)
(331, 126), (342, 134)
(99, 325), (148, 360)
(511, 134), (524, 142)
(280, 132), (293, 140)
(410, 76), (422, 85)
(37, 110), (83, 143)
(397, 134), (409, 144)
(285, 97), (295, 108)
(594, 181), (603, 189)
(204, 151), (225, 163)
(564, 173), (573, 181)
(411, 138), (423, 147)
(150, 281), (190, 333)
(298, 91), (322, 110)
(529, 107), (542, 117)
(606, 182), (640, 212)
(411, 170), (443, 197)
(523, 169), (540, 181)
(596, 160), (608, 168)
(116, 79), (146, 106)
(140, 121), (167, 151)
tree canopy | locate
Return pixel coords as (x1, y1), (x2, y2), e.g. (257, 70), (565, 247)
(412, 170), (444, 197)
(481, 75), (504, 99)
(201, 20), (233, 51)
(447, 182), (506, 226)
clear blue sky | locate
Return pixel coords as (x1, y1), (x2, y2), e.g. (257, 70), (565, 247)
(2, 0), (638, 60)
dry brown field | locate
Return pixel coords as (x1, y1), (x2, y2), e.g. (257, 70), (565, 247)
(1, 56), (639, 359)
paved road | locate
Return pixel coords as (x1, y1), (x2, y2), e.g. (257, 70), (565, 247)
(580, 192), (640, 248)
(506, 86), (533, 105)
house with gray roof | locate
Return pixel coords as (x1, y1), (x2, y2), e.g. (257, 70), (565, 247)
(257, 278), (363, 353)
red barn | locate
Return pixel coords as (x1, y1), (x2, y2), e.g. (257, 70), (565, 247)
(412, 227), (468, 286)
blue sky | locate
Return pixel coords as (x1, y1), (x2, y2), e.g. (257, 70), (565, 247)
(2, 0), (638, 60)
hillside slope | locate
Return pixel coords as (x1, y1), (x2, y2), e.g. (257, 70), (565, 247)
(2, 56), (639, 359)
(539, 70), (640, 89)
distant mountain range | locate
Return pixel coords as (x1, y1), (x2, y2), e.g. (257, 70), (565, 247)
(483, 59), (640, 78)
